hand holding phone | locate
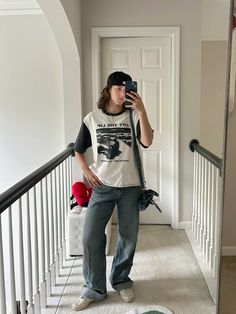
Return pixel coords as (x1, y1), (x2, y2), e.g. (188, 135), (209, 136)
(125, 81), (137, 102)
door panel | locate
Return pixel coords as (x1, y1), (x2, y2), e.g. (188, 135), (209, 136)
(101, 36), (172, 224)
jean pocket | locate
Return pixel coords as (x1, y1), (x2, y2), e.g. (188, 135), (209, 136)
(93, 183), (114, 194)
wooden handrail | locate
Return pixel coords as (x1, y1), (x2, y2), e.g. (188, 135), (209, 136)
(0, 143), (74, 214)
(189, 139), (222, 175)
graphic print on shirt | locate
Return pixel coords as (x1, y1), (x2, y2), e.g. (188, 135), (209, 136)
(96, 127), (131, 160)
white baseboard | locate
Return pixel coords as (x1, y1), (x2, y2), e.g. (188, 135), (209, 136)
(221, 246), (236, 256)
(179, 221), (192, 230)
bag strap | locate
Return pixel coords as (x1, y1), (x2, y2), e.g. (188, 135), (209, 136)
(129, 109), (146, 190)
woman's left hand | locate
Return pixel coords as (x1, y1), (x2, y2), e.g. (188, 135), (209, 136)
(126, 91), (145, 113)
(127, 91), (153, 147)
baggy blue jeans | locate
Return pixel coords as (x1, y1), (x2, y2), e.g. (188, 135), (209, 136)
(80, 183), (142, 301)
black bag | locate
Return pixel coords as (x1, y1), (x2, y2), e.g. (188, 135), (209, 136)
(138, 189), (161, 212)
(129, 110), (162, 213)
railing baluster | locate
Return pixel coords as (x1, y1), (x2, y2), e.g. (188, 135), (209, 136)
(26, 192), (33, 314)
(194, 153), (199, 238)
(39, 181), (46, 308)
(213, 169), (220, 277)
(50, 172), (56, 288)
(58, 164), (63, 270)
(212, 166), (217, 274)
(65, 158), (69, 218)
(197, 154), (202, 245)
(64, 159), (69, 259)
(54, 169), (59, 277)
(200, 156), (205, 250)
(33, 186), (40, 313)
(68, 157), (70, 203)
(206, 161), (212, 264)
(196, 153), (200, 239)
(18, 198), (26, 314)
(61, 162), (65, 259)
(0, 214), (7, 314)
(192, 152), (196, 235)
(199, 156), (204, 249)
(68, 157), (70, 198)
(70, 155), (73, 187)
(209, 164), (214, 270)
(203, 158), (208, 256)
(8, 206), (17, 314)
(45, 176), (51, 297)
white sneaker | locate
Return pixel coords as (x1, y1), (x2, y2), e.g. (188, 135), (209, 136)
(119, 288), (134, 303)
(71, 296), (93, 311)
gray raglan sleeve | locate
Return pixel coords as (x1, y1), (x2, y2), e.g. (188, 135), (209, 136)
(74, 122), (92, 153)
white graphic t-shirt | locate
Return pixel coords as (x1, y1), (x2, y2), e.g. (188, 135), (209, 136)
(74, 108), (144, 187)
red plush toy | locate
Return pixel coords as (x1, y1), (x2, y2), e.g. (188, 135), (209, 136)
(70, 181), (92, 209)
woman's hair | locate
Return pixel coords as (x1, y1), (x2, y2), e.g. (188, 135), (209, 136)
(97, 85), (127, 112)
(97, 86), (110, 109)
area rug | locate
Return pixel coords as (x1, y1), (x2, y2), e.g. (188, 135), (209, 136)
(126, 305), (174, 314)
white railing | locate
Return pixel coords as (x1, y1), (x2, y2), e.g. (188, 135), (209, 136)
(186, 140), (222, 304)
(0, 146), (73, 314)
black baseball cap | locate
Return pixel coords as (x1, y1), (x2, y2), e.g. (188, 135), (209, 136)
(106, 71), (132, 87)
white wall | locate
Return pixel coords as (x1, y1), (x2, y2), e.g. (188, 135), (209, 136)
(0, 14), (65, 193)
(60, 0), (82, 59)
(37, 0), (84, 182)
(81, 0), (202, 224)
(200, 42), (228, 157)
(37, 0), (83, 147)
(59, 0), (84, 181)
(201, 0), (231, 41)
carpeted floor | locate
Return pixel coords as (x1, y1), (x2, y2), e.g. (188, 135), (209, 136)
(55, 225), (215, 314)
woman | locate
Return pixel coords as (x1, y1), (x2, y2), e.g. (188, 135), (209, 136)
(72, 71), (153, 311)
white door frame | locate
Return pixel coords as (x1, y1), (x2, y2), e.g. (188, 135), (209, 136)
(91, 26), (180, 229)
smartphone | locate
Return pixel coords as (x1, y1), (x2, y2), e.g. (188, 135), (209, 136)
(125, 81), (137, 102)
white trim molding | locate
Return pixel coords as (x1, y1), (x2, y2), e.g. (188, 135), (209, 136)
(91, 26), (180, 229)
(0, 0), (42, 15)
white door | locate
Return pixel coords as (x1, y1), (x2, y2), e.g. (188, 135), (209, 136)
(101, 36), (172, 224)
